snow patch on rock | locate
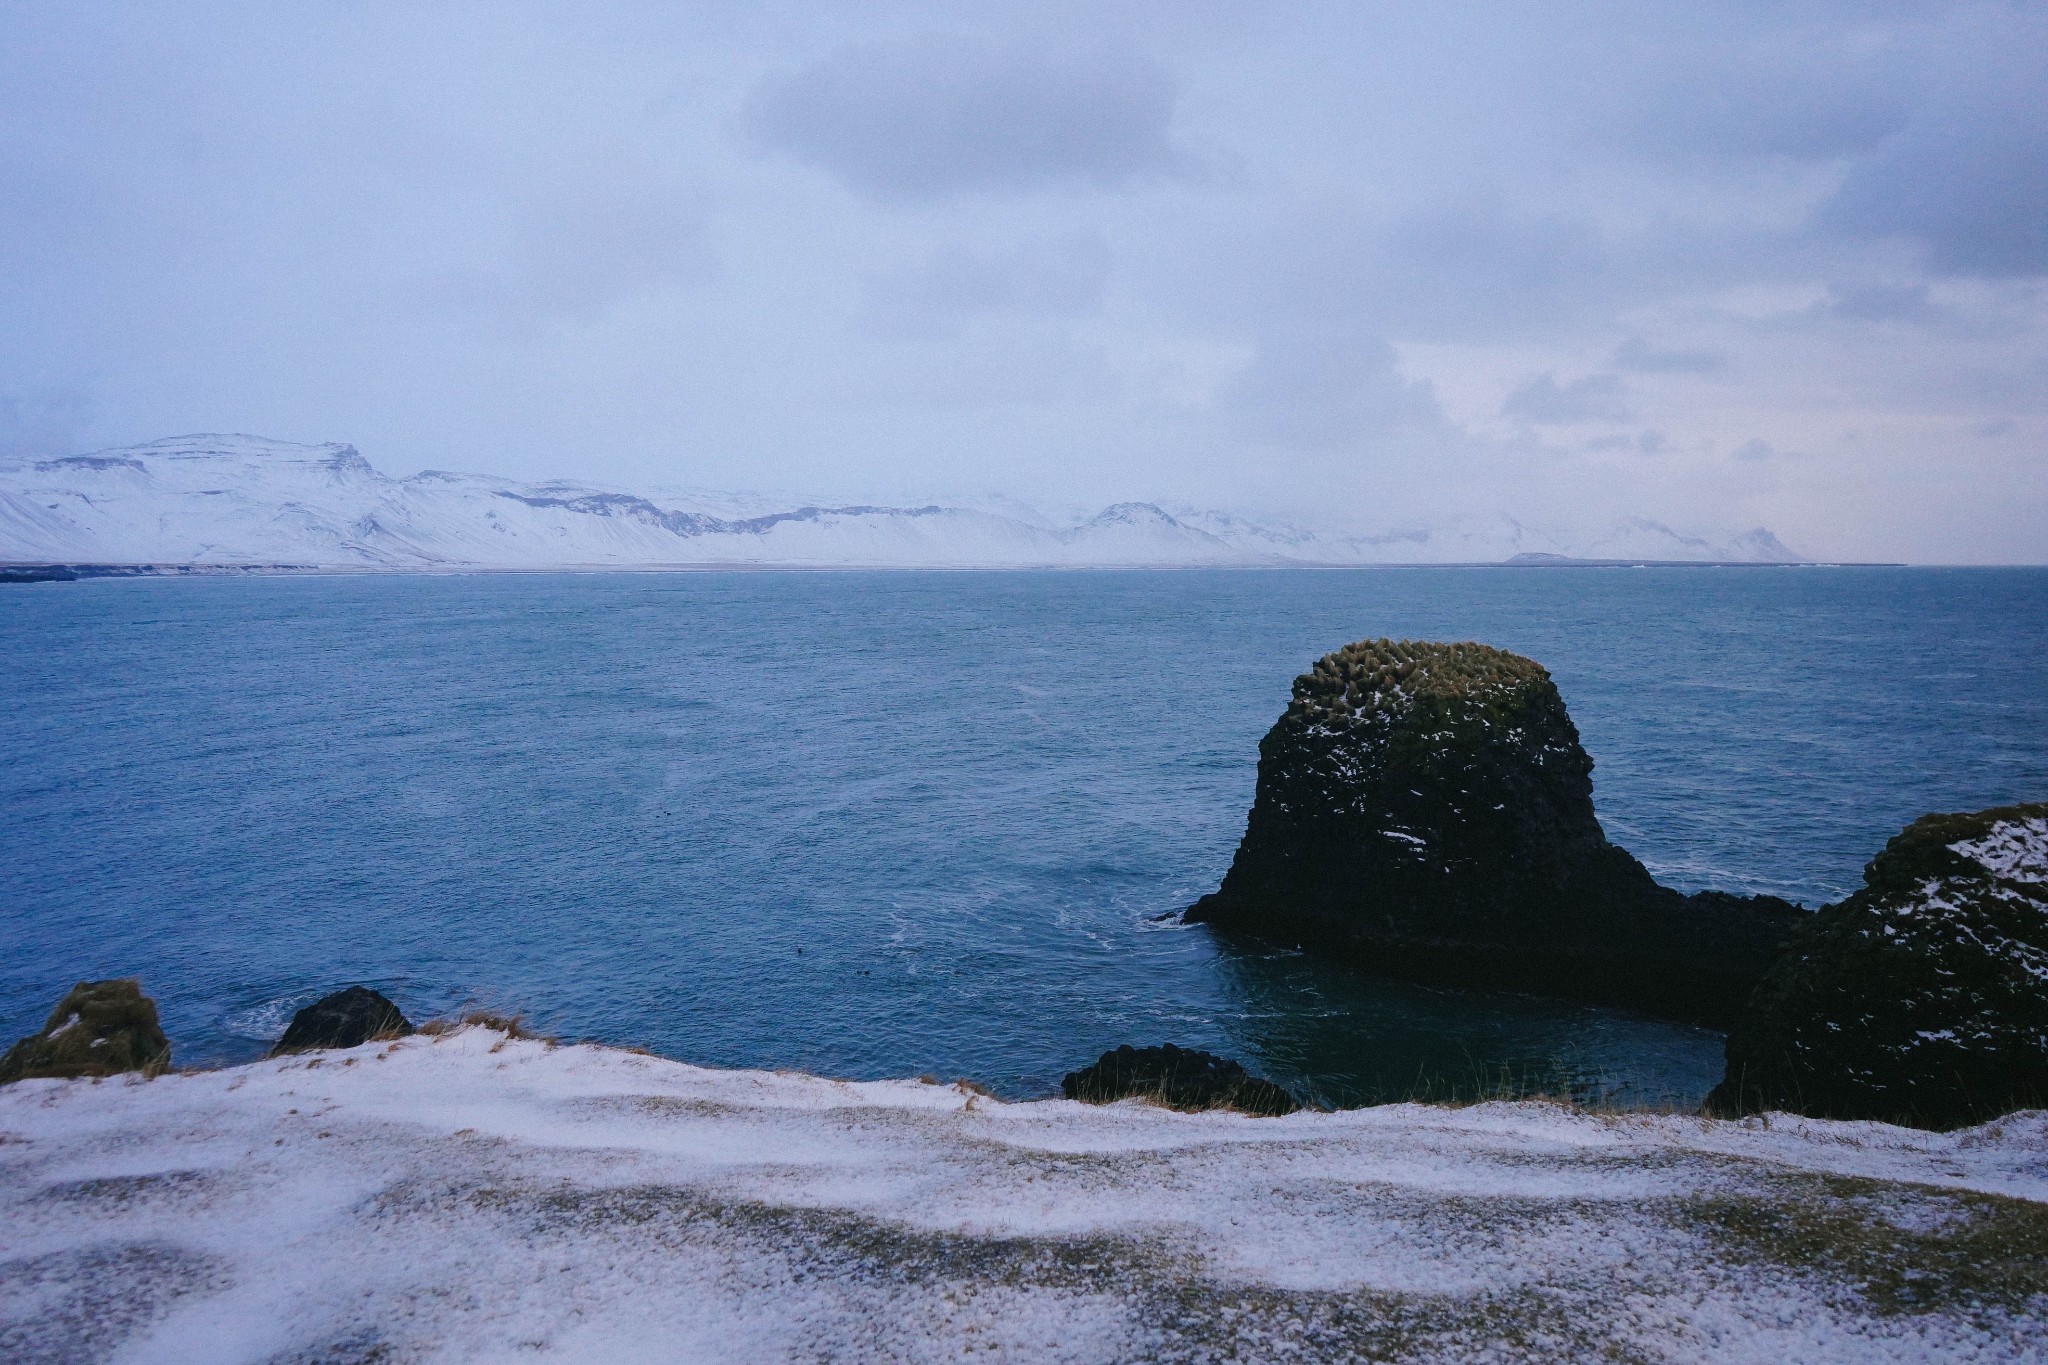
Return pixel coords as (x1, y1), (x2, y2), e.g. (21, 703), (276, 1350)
(1954, 817), (2048, 885)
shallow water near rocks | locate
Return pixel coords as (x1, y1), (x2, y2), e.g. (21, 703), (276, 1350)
(3, 567), (2044, 1109)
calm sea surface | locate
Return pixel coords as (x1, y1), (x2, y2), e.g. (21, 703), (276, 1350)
(4, 568), (2044, 1109)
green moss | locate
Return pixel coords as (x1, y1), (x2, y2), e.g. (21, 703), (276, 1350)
(1687, 1172), (2048, 1316)
(374, 1177), (1657, 1360)
(1289, 639), (1555, 731)
(0, 979), (170, 1084)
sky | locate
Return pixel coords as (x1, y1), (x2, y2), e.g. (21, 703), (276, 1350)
(1, 2), (2044, 562)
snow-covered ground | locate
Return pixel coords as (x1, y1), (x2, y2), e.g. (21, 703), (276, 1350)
(4, 1026), (2042, 1363)
(0, 434), (1806, 570)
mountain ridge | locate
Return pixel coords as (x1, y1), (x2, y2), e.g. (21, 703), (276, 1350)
(1, 434), (1808, 570)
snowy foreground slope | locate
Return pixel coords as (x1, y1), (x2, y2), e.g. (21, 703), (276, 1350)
(4, 1027), (2043, 1363)
(0, 434), (1805, 569)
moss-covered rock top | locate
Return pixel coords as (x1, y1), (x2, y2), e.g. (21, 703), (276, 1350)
(1862, 801), (2048, 896)
(1286, 638), (1553, 731)
(0, 979), (171, 1083)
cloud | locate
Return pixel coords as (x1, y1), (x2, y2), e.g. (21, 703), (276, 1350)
(1733, 437), (1777, 461)
(1820, 46), (2048, 276)
(858, 235), (1111, 340)
(1817, 282), (1935, 323)
(1613, 336), (1724, 374)
(433, 150), (711, 325)
(1593, 30), (1908, 162)
(1221, 329), (1442, 451)
(1500, 373), (1633, 424)
(742, 36), (1184, 200)
(1587, 429), (1671, 455)
(1216, 196), (1636, 347)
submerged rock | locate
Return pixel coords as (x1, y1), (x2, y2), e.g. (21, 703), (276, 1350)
(1062, 1044), (1299, 1116)
(1186, 638), (1799, 1026)
(1709, 802), (2048, 1129)
(0, 979), (171, 1082)
(272, 986), (414, 1055)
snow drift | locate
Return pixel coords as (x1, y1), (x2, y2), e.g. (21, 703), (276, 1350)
(0, 434), (1806, 570)
(3, 1026), (2043, 1362)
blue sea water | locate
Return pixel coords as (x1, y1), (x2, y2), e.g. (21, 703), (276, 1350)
(3, 567), (2043, 1110)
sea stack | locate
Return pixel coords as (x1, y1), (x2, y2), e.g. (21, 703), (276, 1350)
(1187, 638), (1799, 1026)
(1709, 801), (2048, 1129)
(0, 979), (171, 1083)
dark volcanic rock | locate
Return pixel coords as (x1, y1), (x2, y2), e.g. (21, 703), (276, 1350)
(272, 986), (414, 1055)
(1708, 802), (2048, 1129)
(0, 979), (171, 1082)
(1062, 1044), (1299, 1116)
(1186, 638), (1799, 1026)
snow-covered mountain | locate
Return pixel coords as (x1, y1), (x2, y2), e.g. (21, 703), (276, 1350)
(0, 435), (1807, 569)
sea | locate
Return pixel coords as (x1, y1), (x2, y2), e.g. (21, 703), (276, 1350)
(4, 567), (2044, 1110)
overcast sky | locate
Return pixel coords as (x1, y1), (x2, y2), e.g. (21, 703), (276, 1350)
(2, 2), (2044, 560)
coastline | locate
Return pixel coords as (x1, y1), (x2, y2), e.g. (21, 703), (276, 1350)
(3, 559), (1915, 582)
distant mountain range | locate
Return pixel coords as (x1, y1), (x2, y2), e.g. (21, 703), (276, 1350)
(0, 434), (1808, 569)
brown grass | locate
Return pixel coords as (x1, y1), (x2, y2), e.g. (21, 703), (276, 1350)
(418, 1012), (551, 1044)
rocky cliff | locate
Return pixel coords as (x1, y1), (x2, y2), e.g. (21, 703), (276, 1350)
(1709, 802), (2048, 1129)
(1186, 638), (1800, 1026)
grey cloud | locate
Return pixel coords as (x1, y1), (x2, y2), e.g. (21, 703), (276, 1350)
(1733, 438), (1778, 461)
(1594, 31), (1908, 162)
(1373, 200), (1614, 338)
(1222, 330), (1441, 451)
(435, 156), (711, 325)
(1500, 373), (1633, 424)
(1582, 429), (1671, 455)
(1219, 197), (1627, 346)
(743, 36), (1183, 200)
(1614, 336), (1725, 374)
(1819, 282), (1935, 323)
(858, 235), (1110, 340)
(1820, 47), (2048, 276)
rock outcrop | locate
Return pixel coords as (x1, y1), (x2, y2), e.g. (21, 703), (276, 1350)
(1187, 638), (1800, 1026)
(272, 986), (414, 1055)
(0, 979), (171, 1082)
(1708, 802), (2048, 1129)
(1062, 1044), (1299, 1116)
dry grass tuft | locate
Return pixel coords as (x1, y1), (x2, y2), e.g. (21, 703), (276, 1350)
(418, 1012), (551, 1044)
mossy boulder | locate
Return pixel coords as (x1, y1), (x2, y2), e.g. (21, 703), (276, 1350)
(1187, 638), (1800, 1026)
(272, 986), (414, 1055)
(1709, 802), (2048, 1129)
(1062, 1044), (1299, 1116)
(0, 979), (171, 1083)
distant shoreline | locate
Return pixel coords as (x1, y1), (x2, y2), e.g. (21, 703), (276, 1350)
(1, 558), (1922, 583)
